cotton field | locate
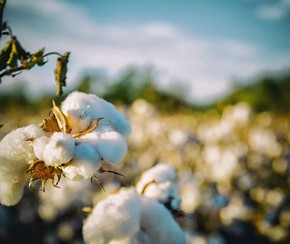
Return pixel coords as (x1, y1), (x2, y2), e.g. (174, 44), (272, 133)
(0, 93), (289, 243)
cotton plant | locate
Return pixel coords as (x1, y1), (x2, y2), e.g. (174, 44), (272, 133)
(0, 91), (131, 206)
(83, 188), (186, 244)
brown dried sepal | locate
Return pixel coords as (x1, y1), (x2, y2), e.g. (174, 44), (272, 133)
(41, 100), (102, 138)
(141, 179), (156, 195)
(72, 118), (103, 138)
(41, 99), (69, 134)
(41, 113), (62, 133)
(26, 160), (66, 192)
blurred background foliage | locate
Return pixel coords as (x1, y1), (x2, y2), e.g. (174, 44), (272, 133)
(1, 67), (290, 243)
(1, 67), (290, 115)
(216, 73), (290, 114)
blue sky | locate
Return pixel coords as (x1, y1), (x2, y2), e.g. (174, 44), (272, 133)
(1, 0), (290, 103)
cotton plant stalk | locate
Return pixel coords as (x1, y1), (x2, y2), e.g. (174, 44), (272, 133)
(0, 91), (131, 206)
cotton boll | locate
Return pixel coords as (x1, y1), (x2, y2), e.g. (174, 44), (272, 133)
(0, 155), (29, 206)
(0, 174), (28, 206)
(83, 188), (142, 244)
(23, 124), (46, 138)
(141, 181), (172, 201)
(137, 197), (186, 244)
(82, 188), (185, 244)
(109, 237), (136, 244)
(42, 132), (75, 166)
(65, 109), (92, 135)
(63, 143), (102, 181)
(142, 181), (181, 210)
(61, 91), (131, 137)
(136, 163), (176, 196)
(61, 92), (98, 134)
(136, 163), (181, 210)
(0, 181), (25, 206)
(0, 125), (46, 206)
(94, 127), (127, 164)
(77, 125), (128, 164)
(99, 98), (132, 137)
(0, 124), (46, 165)
(137, 163), (176, 185)
(32, 136), (50, 161)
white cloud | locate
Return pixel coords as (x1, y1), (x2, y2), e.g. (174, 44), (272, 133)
(2, 0), (290, 103)
(256, 0), (290, 20)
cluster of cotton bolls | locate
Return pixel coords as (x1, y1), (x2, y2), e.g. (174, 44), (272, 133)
(83, 163), (186, 244)
(0, 91), (131, 206)
(126, 100), (290, 243)
(1, 93), (290, 243)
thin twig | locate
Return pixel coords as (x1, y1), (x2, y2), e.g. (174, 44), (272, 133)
(43, 52), (62, 58)
(0, 65), (27, 79)
(0, 0), (7, 40)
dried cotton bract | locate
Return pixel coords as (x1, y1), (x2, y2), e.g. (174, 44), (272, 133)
(0, 91), (131, 206)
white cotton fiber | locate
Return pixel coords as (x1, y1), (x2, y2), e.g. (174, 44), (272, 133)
(82, 188), (186, 244)
(136, 196), (186, 244)
(138, 163), (176, 184)
(42, 132), (75, 166)
(32, 136), (50, 161)
(141, 181), (173, 201)
(61, 91), (131, 137)
(0, 125), (46, 206)
(0, 155), (29, 206)
(76, 125), (128, 164)
(83, 188), (142, 244)
(136, 163), (181, 209)
(0, 172), (28, 206)
(63, 143), (102, 180)
(0, 124), (46, 165)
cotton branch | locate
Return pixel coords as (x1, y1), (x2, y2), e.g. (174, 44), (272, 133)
(0, 2), (70, 96)
(0, 0), (7, 40)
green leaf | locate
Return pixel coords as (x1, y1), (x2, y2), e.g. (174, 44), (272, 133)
(6, 39), (18, 68)
(0, 39), (12, 71)
(26, 48), (46, 69)
(14, 36), (29, 61)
